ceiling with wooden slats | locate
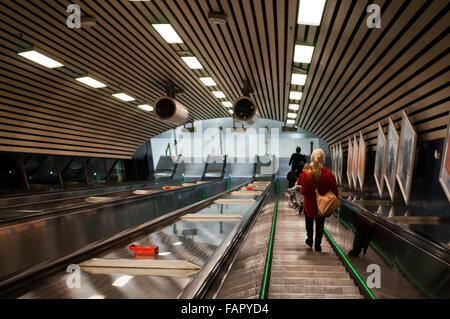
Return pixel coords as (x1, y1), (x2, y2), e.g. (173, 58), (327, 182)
(0, 0), (448, 159)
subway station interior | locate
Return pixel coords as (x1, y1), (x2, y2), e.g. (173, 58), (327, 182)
(0, 0), (448, 301)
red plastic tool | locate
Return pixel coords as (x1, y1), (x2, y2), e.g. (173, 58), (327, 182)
(129, 244), (159, 255)
(245, 186), (254, 191)
(163, 186), (172, 190)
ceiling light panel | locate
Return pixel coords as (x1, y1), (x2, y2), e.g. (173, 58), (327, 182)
(181, 57), (203, 69)
(293, 45), (315, 64)
(137, 104), (153, 111)
(291, 73), (307, 85)
(289, 104), (300, 111)
(298, 0), (326, 26)
(113, 93), (135, 101)
(290, 91), (303, 100)
(287, 119), (295, 125)
(18, 50), (64, 68)
(287, 113), (297, 119)
(222, 101), (233, 107)
(152, 24), (183, 43)
(76, 76), (107, 88)
(212, 91), (226, 99)
(200, 77), (216, 86)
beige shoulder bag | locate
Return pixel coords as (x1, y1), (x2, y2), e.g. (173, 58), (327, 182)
(315, 188), (341, 218)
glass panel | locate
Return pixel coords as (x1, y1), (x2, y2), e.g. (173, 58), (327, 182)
(22, 155), (59, 190)
(106, 159), (124, 183)
(85, 158), (106, 185)
(0, 153), (25, 194)
(57, 157), (86, 187)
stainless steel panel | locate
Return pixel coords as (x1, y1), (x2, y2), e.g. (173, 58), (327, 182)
(16, 183), (270, 299)
(0, 180), (231, 287)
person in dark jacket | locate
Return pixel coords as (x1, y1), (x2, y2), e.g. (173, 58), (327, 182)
(289, 147), (307, 172)
(287, 167), (299, 188)
(300, 148), (338, 252)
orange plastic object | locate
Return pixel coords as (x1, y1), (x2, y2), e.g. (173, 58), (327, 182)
(245, 186), (254, 191)
(129, 244), (159, 255)
(163, 186), (172, 190)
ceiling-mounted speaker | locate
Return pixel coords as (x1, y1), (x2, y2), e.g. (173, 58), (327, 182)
(154, 97), (189, 125)
(233, 96), (258, 125)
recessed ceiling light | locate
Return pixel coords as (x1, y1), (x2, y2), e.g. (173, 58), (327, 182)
(298, 0), (326, 26)
(290, 91), (303, 100)
(18, 50), (64, 68)
(199, 77), (216, 86)
(291, 73), (307, 85)
(287, 112), (297, 119)
(222, 101), (233, 107)
(294, 45), (315, 64)
(212, 91), (226, 99)
(152, 24), (183, 43)
(181, 56), (203, 69)
(287, 119), (295, 125)
(112, 275), (133, 287)
(137, 104), (153, 111)
(289, 104), (300, 111)
(229, 110), (233, 114)
(76, 76), (107, 88)
(113, 93), (135, 101)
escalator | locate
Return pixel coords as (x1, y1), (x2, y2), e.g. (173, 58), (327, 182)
(205, 179), (449, 300)
(2, 179), (273, 299)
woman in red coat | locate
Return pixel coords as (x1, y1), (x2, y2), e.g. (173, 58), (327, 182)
(300, 148), (338, 252)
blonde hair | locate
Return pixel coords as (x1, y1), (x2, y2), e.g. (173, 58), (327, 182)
(310, 148), (325, 183)
(303, 163), (311, 171)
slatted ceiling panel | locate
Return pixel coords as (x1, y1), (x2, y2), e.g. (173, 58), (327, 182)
(299, 0), (448, 150)
(322, 7), (447, 143)
(0, 0), (447, 159)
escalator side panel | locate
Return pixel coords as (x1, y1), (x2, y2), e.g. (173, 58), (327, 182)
(0, 180), (230, 288)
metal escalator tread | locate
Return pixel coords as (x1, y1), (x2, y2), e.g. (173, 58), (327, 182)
(268, 194), (364, 299)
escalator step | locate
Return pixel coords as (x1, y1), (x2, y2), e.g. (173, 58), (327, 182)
(269, 293), (364, 299)
(269, 284), (361, 295)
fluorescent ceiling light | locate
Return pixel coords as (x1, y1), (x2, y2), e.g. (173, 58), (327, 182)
(287, 119), (295, 125)
(289, 104), (300, 111)
(212, 91), (226, 99)
(291, 73), (307, 85)
(112, 275), (133, 287)
(222, 101), (233, 107)
(229, 110), (233, 114)
(200, 77), (216, 86)
(290, 91), (303, 100)
(18, 50), (63, 68)
(137, 104), (153, 111)
(181, 56), (203, 69)
(294, 45), (315, 64)
(76, 76), (107, 88)
(288, 112), (297, 119)
(113, 93), (135, 101)
(298, 0), (326, 26)
(152, 24), (183, 43)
